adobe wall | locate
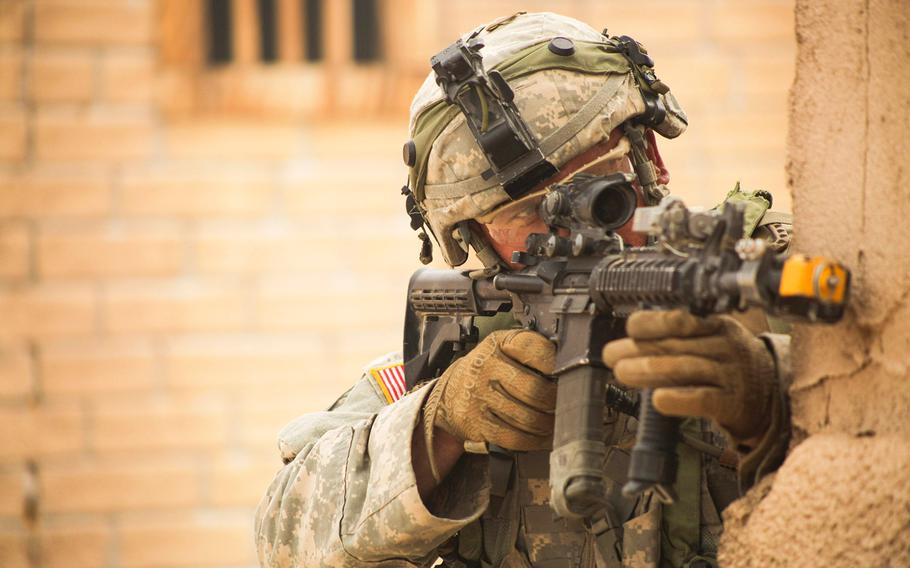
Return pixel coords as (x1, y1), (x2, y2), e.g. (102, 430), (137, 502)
(720, 1), (910, 565)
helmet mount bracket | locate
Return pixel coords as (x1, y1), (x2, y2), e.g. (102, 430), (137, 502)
(430, 37), (558, 201)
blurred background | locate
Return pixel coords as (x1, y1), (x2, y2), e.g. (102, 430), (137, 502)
(0, 1), (793, 566)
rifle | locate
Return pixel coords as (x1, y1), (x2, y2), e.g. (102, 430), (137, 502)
(402, 172), (850, 521)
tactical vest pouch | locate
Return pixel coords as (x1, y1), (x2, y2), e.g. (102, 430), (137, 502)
(618, 504), (661, 567)
(718, 182), (772, 236)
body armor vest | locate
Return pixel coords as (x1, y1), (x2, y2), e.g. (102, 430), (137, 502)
(439, 409), (735, 568)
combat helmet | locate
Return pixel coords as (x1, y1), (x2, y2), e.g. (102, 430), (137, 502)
(402, 12), (688, 268)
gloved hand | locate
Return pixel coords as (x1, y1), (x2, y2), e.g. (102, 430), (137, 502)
(602, 310), (777, 443)
(423, 329), (557, 452)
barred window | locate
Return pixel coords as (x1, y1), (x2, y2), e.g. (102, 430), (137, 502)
(204, 0), (380, 66)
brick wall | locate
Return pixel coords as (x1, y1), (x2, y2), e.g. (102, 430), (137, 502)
(0, 1), (794, 566)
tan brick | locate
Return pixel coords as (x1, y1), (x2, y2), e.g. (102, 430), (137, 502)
(656, 56), (733, 102)
(0, 222), (29, 279)
(118, 516), (255, 567)
(328, 329), (405, 383)
(0, 49), (22, 101)
(434, 1), (584, 45)
(41, 338), (156, 395)
(209, 457), (282, 507)
(0, 527), (27, 568)
(739, 52), (797, 97)
(0, 1), (26, 43)
(100, 51), (153, 103)
(40, 459), (199, 513)
(35, 111), (153, 161)
(163, 119), (301, 160)
(0, 169), (111, 218)
(103, 281), (248, 333)
(281, 167), (404, 217)
(155, 68), (195, 115)
(584, 1), (704, 45)
(30, 49), (95, 103)
(0, 108), (26, 162)
(165, 335), (324, 392)
(40, 519), (110, 568)
(120, 169), (272, 217)
(194, 65), (328, 117)
(256, 276), (404, 332)
(90, 396), (229, 453)
(0, 283), (96, 338)
(0, 402), (84, 461)
(297, 123), (409, 162)
(238, 390), (340, 449)
(193, 224), (398, 274)
(0, 341), (31, 400)
(741, 91), (790, 116)
(703, 112), (788, 153)
(34, 1), (153, 46)
(194, 231), (312, 274)
(38, 223), (184, 278)
(0, 468), (24, 516)
(711, 2), (795, 43)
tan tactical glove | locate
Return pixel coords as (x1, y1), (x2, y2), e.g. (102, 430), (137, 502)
(423, 329), (557, 459)
(602, 310), (777, 444)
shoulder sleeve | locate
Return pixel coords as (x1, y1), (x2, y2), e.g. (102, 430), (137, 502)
(255, 373), (489, 566)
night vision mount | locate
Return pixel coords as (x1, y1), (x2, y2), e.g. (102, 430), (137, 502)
(430, 36), (558, 200)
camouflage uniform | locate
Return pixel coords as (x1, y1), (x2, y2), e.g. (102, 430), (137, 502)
(255, 226), (793, 567)
(255, 12), (794, 568)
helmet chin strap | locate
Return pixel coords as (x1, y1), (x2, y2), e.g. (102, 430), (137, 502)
(451, 222), (507, 278)
(623, 123), (668, 206)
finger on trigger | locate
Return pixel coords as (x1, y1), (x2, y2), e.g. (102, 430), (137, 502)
(612, 355), (725, 389)
(499, 330), (556, 375)
(626, 309), (722, 340)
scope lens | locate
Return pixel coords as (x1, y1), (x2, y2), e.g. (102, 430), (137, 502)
(590, 183), (637, 230)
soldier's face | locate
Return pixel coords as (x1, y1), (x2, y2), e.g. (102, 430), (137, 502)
(478, 135), (661, 269)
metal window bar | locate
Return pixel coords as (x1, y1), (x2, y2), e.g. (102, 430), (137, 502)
(207, 0), (233, 65)
(304, 0), (324, 61)
(257, 0), (278, 62)
(352, 0), (381, 62)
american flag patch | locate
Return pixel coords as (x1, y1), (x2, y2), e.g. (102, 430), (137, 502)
(370, 363), (407, 404)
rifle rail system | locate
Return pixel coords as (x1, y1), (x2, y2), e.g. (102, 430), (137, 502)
(403, 173), (849, 525)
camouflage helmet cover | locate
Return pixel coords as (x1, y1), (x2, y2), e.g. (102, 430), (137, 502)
(407, 12), (687, 266)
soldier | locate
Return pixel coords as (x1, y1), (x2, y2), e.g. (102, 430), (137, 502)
(255, 12), (792, 568)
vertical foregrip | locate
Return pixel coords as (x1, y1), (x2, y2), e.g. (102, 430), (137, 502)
(549, 366), (609, 519)
(622, 388), (682, 504)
